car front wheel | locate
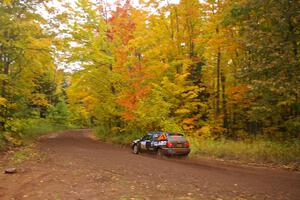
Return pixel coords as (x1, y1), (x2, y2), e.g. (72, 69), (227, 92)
(133, 144), (139, 154)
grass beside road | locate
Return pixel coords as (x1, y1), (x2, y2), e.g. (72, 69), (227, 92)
(189, 137), (300, 170)
(94, 126), (300, 169)
(0, 119), (77, 150)
(21, 119), (73, 144)
(93, 126), (141, 145)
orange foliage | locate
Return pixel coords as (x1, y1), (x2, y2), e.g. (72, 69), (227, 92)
(117, 83), (150, 121)
(182, 117), (197, 125)
(227, 85), (254, 107)
(108, 1), (135, 44)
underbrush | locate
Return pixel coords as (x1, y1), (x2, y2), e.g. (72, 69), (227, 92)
(9, 144), (39, 164)
(0, 118), (77, 150)
(189, 137), (300, 168)
(94, 125), (143, 145)
(21, 118), (76, 144)
(94, 125), (300, 168)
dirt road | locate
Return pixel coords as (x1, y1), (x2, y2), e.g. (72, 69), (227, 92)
(0, 130), (299, 200)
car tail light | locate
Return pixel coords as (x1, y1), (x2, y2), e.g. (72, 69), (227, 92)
(185, 142), (190, 148)
(166, 141), (173, 148)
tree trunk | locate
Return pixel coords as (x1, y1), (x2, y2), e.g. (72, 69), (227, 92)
(221, 71), (228, 130)
(189, 31), (194, 58)
(216, 46), (221, 118)
(2, 57), (9, 97)
(109, 64), (116, 94)
(286, 0), (298, 62)
(0, 56), (10, 131)
(175, 7), (180, 48)
(215, 25), (221, 119)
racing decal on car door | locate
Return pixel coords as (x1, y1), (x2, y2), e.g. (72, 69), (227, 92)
(140, 141), (147, 150)
(158, 133), (167, 141)
(153, 141), (167, 147)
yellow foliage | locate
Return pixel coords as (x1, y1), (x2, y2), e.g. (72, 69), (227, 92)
(182, 124), (195, 131)
(197, 126), (211, 136)
(182, 117), (197, 125)
(3, 0), (11, 5)
(0, 97), (7, 106)
(30, 38), (51, 49)
(111, 127), (123, 133)
(3, 133), (22, 146)
(29, 94), (50, 107)
(175, 108), (191, 114)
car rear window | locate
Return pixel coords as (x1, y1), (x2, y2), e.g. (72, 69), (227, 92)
(168, 135), (184, 139)
(168, 135), (186, 142)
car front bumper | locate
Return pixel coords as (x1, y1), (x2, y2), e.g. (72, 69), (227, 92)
(161, 147), (190, 156)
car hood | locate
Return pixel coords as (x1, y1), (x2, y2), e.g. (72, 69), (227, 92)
(132, 139), (140, 143)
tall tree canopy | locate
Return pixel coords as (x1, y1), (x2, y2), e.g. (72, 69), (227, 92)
(64, 0), (300, 138)
(1, 0), (299, 145)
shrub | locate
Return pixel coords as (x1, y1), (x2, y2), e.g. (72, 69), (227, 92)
(189, 136), (300, 167)
(47, 102), (70, 125)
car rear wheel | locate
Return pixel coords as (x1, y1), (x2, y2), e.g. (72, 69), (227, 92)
(157, 148), (164, 157)
(133, 144), (139, 154)
(178, 154), (189, 159)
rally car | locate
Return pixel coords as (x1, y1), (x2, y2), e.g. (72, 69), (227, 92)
(131, 132), (190, 157)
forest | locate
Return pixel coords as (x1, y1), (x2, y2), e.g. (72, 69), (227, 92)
(0, 0), (299, 165)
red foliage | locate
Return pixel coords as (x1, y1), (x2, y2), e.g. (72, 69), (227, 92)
(118, 75), (150, 121)
(107, 0), (135, 44)
(107, 1), (151, 121)
(227, 85), (254, 107)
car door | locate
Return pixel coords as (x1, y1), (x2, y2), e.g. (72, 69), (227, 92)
(149, 134), (158, 151)
(140, 135), (151, 152)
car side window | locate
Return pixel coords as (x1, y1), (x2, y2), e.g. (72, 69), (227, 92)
(152, 134), (158, 141)
(142, 135), (152, 141)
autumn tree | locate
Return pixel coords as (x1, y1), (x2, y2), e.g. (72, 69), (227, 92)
(62, 0), (300, 139)
(225, 0), (300, 137)
(0, 0), (70, 146)
(0, 0), (57, 128)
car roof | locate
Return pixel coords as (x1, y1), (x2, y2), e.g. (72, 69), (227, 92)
(147, 132), (183, 136)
